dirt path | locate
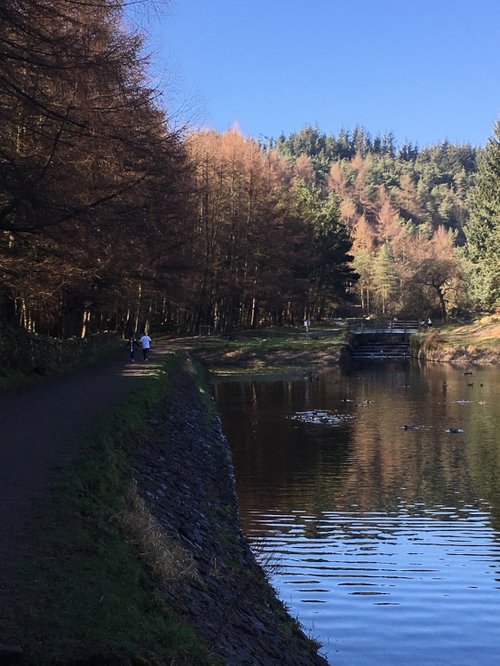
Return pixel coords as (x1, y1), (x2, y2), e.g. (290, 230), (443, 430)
(0, 345), (170, 584)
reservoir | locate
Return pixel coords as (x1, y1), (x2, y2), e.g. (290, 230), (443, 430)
(214, 362), (500, 665)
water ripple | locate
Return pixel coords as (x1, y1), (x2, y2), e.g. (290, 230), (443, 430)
(248, 507), (500, 663)
(218, 366), (500, 665)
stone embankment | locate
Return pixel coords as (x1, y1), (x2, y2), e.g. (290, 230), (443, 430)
(133, 360), (327, 665)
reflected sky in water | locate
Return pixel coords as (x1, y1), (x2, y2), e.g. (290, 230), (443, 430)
(214, 362), (500, 665)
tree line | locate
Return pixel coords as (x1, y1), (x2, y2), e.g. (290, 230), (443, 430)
(1, 0), (192, 337)
(1, 1), (498, 340)
(276, 124), (499, 319)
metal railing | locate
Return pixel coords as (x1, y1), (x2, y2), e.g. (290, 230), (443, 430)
(346, 318), (421, 334)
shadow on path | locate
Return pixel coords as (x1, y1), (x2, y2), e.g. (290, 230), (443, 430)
(0, 343), (172, 581)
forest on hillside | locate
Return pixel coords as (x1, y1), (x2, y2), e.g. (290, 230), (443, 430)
(1, 0), (499, 339)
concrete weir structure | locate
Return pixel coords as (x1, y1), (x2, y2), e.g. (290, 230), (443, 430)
(348, 319), (419, 361)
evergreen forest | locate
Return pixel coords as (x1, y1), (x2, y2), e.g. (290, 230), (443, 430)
(1, 0), (499, 340)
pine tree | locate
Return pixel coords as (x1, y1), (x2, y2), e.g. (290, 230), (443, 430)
(311, 194), (358, 308)
(465, 120), (500, 310)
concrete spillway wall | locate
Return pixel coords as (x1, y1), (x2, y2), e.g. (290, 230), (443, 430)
(349, 333), (410, 360)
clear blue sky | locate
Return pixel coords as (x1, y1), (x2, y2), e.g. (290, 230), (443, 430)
(136, 0), (500, 148)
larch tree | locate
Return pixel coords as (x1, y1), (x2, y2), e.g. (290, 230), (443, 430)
(403, 226), (465, 321)
(372, 243), (397, 315)
(186, 128), (296, 332)
(0, 0), (193, 335)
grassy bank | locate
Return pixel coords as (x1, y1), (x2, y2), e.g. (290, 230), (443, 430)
(411, 315), (500, 364)
(187, 319), (500, 370)
(0, 351), (217, 665)
(188, 326), (350, 376)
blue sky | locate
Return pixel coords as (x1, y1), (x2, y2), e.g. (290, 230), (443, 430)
(135, 0), (500, 148)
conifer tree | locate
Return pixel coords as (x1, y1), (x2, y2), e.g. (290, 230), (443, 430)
(464, 120), (500, 310)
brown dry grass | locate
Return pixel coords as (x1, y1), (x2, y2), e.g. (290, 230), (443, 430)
(118, 484), (199, 584)
(440, 315), (500, 348)
(413, 315), (500, 364)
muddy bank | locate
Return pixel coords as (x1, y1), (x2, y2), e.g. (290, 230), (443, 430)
(192, 345), (346, 372)
(133, 360), (327, 665)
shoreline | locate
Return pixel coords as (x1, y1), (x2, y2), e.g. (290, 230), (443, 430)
(0, 353), (327, 665)
(132, 358), (327, 665)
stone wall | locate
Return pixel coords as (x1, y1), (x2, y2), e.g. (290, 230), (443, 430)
(132, 360), (328, 665)
(0, 326), (119, 375)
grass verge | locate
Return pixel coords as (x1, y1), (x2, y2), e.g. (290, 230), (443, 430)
(434, 314), (500, 348)
(411, 314), (500, 362)
(0, 350), (217, 665)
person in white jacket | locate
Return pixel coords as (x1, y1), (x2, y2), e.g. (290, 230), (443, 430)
(139, 332), (151, 361)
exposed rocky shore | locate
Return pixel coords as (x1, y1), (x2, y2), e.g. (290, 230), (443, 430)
(132, 359), (327, 665)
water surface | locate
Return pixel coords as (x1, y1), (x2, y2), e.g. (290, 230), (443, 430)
(214, 362), (500, 665)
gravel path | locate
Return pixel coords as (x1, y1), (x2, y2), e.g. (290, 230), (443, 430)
(0, 345), (169, 584)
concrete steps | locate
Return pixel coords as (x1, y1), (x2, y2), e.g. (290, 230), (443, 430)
(351, 340), (410, 361)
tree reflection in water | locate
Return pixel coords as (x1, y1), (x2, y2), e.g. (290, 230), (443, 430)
(215, 363), (500, 666)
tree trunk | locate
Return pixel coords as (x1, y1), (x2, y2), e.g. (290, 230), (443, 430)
(434, 283), (447, 322)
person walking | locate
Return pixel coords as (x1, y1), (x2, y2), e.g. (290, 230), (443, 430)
(128, 334), (137, 361)
(139, 332), (152, 361)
